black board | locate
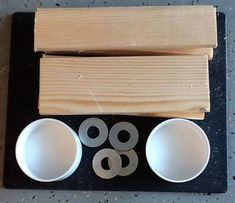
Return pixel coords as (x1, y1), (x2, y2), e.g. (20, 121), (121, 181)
(3, 12), (227, 192)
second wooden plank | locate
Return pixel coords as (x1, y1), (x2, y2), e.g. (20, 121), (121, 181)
(39, 56), (210, 115)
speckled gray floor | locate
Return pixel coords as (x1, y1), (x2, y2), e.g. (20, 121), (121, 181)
(0, 0), (234, 202)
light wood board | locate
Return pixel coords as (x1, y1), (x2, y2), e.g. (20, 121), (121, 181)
(39, 56), (210, 116)
(35, 6), (217, 57)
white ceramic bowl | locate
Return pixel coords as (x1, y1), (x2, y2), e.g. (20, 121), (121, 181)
(146, 119), (210, 183)
(15, 118), (82, 182)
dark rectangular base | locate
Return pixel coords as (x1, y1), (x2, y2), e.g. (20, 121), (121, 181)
(3, 12), (227, 193)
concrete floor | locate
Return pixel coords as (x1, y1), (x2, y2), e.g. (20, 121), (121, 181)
(0, 0), (234, 202)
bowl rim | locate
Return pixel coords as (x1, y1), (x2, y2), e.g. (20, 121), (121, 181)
(145, 118), (211, 183)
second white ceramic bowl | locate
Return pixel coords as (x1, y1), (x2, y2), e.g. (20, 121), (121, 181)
(146, 119), (210, 183)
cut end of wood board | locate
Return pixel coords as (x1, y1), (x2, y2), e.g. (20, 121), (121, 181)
(39, 56), (210, 116)
(34, 6), (217, 55)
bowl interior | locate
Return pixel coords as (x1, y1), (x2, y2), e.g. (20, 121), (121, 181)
(146, 119), (210, 183)
(16, 119), (79, 181)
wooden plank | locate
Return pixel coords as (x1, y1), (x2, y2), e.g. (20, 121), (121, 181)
(39, 56), (210, 115)
(35, 6), (217, 56)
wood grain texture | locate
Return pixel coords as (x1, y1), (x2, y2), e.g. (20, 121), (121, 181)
(35, 6), (217, 56)
(39, 56), (210, 116)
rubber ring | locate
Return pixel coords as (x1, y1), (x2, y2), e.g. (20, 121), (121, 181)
(92, 148), (122, 179)
(109, 122), (139, 151)
(78, 118), (108, 147)
(108, 149), (138, 176)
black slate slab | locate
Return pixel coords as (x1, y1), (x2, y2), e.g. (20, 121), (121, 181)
(3, 12), (227, 192)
